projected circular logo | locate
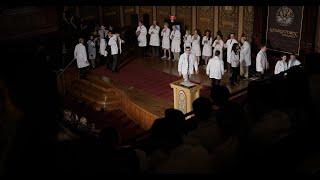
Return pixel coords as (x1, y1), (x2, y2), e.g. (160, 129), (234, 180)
(276, 6), (294, 27)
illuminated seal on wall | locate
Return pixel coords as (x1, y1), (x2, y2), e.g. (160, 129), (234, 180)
(276, 6), (294, 27)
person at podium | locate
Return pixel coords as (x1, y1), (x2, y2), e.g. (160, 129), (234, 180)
(178, 46), (198, 84)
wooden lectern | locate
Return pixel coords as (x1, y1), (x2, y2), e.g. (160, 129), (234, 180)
(170, 79), (202, 114)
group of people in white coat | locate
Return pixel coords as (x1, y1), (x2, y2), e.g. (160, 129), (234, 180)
(274, 54), (301, 75)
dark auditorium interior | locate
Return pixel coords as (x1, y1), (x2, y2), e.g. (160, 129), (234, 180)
(1, 4), (320, 176)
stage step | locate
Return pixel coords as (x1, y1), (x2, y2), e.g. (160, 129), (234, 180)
(67, 78), (121, 111)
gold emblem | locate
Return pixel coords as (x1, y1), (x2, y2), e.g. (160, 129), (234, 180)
(276, 6), (294, 27)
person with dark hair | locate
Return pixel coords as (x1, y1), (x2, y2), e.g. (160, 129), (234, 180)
(184, 97), (222, 153)
(170, 25), (181, 62)
(210, 85), (230, 109)
(164, 108), (186, 134)
(256, 44), (269, 79)
(87, 35), (97, 69)
(230, 43), (240, 86)
(136, 21), (148, 58)
(212, 34), (224, 61)
(74, 38), (90, 79)
(274, 54), (288, 75)
(191, 29), (201, 66)
(224, 33), (238, 73)
(206, 50), (224, 86)
(202, 30), (213, 66)
(161, 23), (171, 60)
(240, 36), (251, 79)
(148, 20), (160, 57)
(107, 30), (120, 72)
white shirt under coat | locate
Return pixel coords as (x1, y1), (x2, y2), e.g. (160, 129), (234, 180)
(170, 29), (181, 53)
(202, 36), (213, 57)
(274, 60), (288, 75)
(148, 25), (160, 46)
(108, 35), (119, 55)
(206, 56), (224, 80)
(178, 52), (198, 76)
(224, 38), (238, 63)
(240, 41), (251, 66)
(212, 39), (224, 60)
(256, 50), (269, 73)
(136, 25), (147, 47)
(74, 43), (90, 68)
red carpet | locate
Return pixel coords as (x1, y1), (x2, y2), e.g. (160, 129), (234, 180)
(92, 61), (181, 102)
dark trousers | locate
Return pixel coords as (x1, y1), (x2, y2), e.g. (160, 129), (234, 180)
(151, 46), (159, 57)
(211, 78), (221, 86)
(111, 54), (118, 72)
(230, 67), (239, 84)
(256, 72), (265, 80)
(79, 67), (88, 79)
(139, 46), (147, 57)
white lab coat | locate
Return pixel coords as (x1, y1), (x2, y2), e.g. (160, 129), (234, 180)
(183, 34), (192, 49)
(99, 38), (107, 56)
(136, 25), (147, 47)
(240, 41), (251, 67)
(191, 35), (201, 56)
(202, 36), (213, 57)
(230, 51), (240, 68)
(224, 39), (238, 63)
(87, 40), (96, 60)
(288, 59), (301, 69)
(256, 50), (269, 73)
(212, 39), (224, 60)
(206, 56), (224, 79)
(178, 52), (198, 75)
(148, 25), (160, 46)
(74, 43), (89, 68)
(274, 60), (288, 74)
(170, 29), (181, 53)
(108, 35), (118, 55)
(161, 28), (171, 49)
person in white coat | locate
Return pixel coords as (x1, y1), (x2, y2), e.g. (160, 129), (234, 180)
(191, 29), (201, 66)
(256, 44), (269, 79)
(99, 25), (108, 57)
(136, 21), (147, 57)
(178, 46), (198, 82)
(107, 31), (120, 72)
(224, 33), (238, 73)
(288, 54), (301, 69)
(74, 38), (90, 79)
(87, 35), (97, 69)
(183, 30), (192, 50)
(239, 36), (251, 79)
(212, 34), (224, 62)
(206, 50), (224, 86)
(202, 30), (213, 65)
(161, 23), (171, 60)
(170, 25), (181, 62)
(274, 54), (288, 75)
(230, 43), (240, 85)
(148, 20), (160, 57)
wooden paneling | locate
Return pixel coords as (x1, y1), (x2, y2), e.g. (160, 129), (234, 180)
(243, 6), (254, 41)
(156, 6), (171, 26)
(196, 6), (214, 35)
(123, 6), (135, 27)
(176, 6), (192, 31)
(102, 6), (120, 28)
(79, 6), (98, 21)
(139, 6), (153, 26)
(218, 6), (239, 40)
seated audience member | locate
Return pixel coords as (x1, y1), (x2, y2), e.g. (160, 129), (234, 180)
(164, 108), (187, 135)
(145, 117), (213, 174)
(210, 85), (231, 110)
(184, 97), (222, 153)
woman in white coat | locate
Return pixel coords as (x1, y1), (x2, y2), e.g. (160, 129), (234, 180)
(161, 23), (171, 60)
(191, 29), (201, 66)
(183, 30), (192, 50)
(136, 21), (147, 57)
(74, 38), (90, 79)
(256, 44), (269, 79)
(230, 43), (240, 86)
(148, 20), (160, 57)
(224, 33), (238, 73)
(206, 50), (224, 86)
(239, 36), (251, 79)
(212, 34), (224, 62)
(202, 30), (213, 65)
(170, 25), (181, 62)
(274, 54), (288, 75)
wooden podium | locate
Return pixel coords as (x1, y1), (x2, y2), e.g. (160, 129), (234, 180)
(170, 79), (202, 114)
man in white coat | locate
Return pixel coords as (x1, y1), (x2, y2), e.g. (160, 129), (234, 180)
(161, 23), (171, 60)
(170, 25), (181, 62)
(178, 46), (198, 83)
(240, 36), (251, 79)
(224, 33), (238, 73)
(74, 38), (90, 79)
(274, 54), (288, 75)
(288, 54), (301, 69)
(256, 44), (269, 79)
(136, 21), (147, 57)
(206, 50), (224, 86)
(148, 20), (160, 57)
(107, 31), (120, 72)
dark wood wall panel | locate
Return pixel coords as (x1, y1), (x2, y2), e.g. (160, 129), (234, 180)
(102, 6), (120, 28)
(156, 6), (171, 26)
(218, 6), (239, 40)
(176, 6), (192, 30)
(197, 6), (214, 35)
(123, 6), (135, 27)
